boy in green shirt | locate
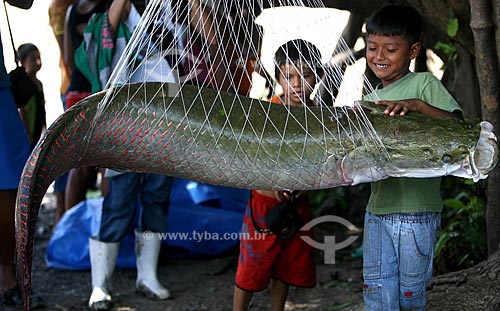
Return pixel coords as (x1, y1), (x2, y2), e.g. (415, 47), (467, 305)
(362, 5), (463, 310)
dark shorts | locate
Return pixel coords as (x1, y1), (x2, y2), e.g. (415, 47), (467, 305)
(53, 172), (69, 193)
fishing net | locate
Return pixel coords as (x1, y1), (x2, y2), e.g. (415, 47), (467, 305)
(80, 0), (393, 190)
(73, 0), (497, 190)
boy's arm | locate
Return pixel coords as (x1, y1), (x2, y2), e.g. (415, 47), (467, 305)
(375, 98), (463, 120)
(63, 4), (76, 78)
(188, 0), (232, 91)
(108, 0), (130, 32)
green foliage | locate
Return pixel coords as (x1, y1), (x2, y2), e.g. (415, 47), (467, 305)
(433, 13), (459, 68)
(434, 177), (487, 275)
(447, 17), (459, 37)
(434, 41), (456, 56)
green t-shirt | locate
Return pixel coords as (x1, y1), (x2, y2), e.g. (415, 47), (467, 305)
(363, 72), (463, 214)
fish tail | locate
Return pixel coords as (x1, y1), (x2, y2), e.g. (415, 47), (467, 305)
(15, 98), (98, 310)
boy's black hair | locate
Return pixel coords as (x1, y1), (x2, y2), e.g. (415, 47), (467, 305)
(365, 5), (423, 45)
(17, 43), (39, 62)
(274, 39), (324, 82)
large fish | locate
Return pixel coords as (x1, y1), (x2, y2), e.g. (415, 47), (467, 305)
(16, 82), (498, 310)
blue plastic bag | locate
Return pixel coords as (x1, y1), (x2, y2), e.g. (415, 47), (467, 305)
(45, 179), (249, 270)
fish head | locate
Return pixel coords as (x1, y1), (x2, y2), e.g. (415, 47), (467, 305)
(450, 121), (499, 181)
(347, 119), (499, 182)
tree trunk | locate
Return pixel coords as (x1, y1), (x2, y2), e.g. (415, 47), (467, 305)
(427, 248), (500, 310)
(440, 44), (482, 118)
(470, 0), (500, 256)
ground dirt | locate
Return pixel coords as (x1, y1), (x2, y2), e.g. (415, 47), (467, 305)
(6, 191), (365, 311)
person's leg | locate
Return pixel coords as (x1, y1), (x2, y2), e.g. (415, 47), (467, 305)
(135, 229), (170, 299)
(398, 212), (440, 311)
(53, 172), (68, 228)
(89, 173), (140, 310)
(135, 173), (173, 300)
(0, 190), (18, 291)
(233, 286), (253, 311)
(88, 238), (119, 311)
(362, 212), (400, 311)
(270, 279), (289, 311)
(138, 173), (172, 233)
(64, 168), (86, 210)
(99, 172), (140, 242)
(99, 168), (109, 197)
(234, 192), (283, 309)
(64, 166), (98, 210)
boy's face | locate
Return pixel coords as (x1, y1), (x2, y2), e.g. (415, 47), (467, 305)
(366, 34), (420, 87)
(277, 62), (316, 106)
(22, 50), (42, 75)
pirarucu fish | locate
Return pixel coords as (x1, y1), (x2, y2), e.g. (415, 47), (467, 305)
(16, 82), (498, 310)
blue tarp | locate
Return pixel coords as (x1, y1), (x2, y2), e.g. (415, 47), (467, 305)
(46, 179), (249, 270)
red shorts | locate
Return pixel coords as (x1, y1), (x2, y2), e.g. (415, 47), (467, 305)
(65, 91), (91, 109)
(235, 191), (316, 291)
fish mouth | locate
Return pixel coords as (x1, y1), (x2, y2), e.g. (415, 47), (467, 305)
(451, 121), (499, 181)
(471, 121), (499, 180)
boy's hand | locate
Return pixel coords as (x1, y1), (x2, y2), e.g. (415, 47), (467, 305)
(375, 98), (463, 119)
(375, 99), (423, 116)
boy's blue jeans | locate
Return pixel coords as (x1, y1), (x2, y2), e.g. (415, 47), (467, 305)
(98, 172), (173, 242)
(362, 211), (440, 311)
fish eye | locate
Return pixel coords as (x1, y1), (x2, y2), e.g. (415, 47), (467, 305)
(442, 155), (452, 163)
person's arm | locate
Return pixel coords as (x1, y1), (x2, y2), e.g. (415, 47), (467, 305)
(5, 0), (33, 9)
(375, 98), (463, 120)
(63, 4), (75, 76)
(188, 0), (232, 91)
(188, 0), (219, 45)
(107, 0), (130, 32)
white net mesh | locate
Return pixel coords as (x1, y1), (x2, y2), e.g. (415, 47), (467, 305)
(81, 0), (390, 190)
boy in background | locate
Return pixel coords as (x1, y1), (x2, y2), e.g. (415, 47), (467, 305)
(233, 39), (323, 311)
(362, 5), (463, 310)
(17, 43), (46, 150)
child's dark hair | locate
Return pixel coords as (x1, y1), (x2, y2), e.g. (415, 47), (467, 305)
(365, 5), (423, 45)
(274, 39), (324, 82)
(17, 43), (39, 62)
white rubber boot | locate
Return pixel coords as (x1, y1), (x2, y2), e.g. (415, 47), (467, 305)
(135, 230), (170, 300)
(88, 238), (119, 310)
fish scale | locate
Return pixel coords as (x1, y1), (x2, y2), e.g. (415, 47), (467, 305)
(15, 82), (498, 310)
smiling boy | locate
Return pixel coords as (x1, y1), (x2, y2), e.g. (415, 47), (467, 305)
(362, 5), (463, 311)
